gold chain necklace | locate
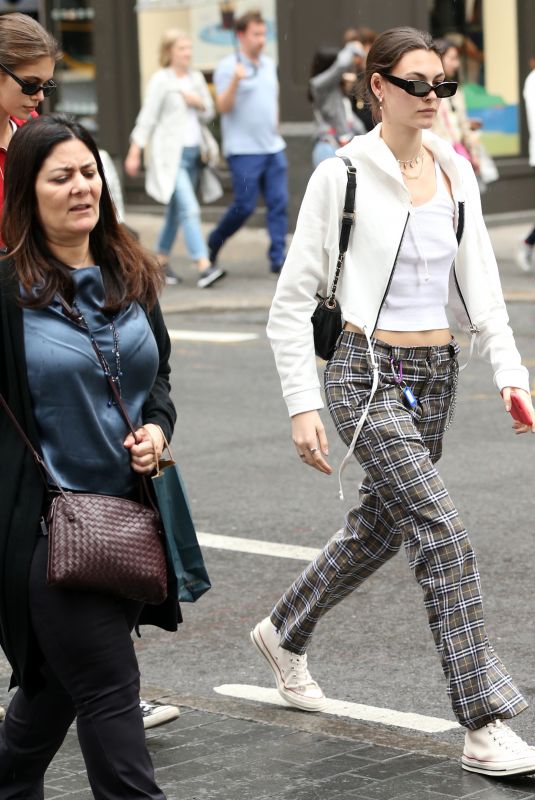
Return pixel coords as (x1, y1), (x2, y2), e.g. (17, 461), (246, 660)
(400, 148), (425, 181)
(397, 147), (424, 169)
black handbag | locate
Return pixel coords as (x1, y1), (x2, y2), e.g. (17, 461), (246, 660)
(311, 156), (357, 361)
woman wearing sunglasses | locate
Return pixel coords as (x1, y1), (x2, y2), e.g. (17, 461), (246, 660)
(252, 27), (535, 778)
(0, 13), (59, 243)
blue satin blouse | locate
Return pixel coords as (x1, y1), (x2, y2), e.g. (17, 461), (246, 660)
(23, 266), (159, 496)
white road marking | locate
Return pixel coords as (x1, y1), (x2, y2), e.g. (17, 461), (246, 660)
(168, 329), (259, 344)
(198, 532), (320, 562)
(214, 684), (460, 734)
(205, 534), (461, 734)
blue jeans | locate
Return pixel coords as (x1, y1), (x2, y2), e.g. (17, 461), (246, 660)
(208, 150), (288, 267)
(157, 145), (208, 261)
(312, 140), (336, 167)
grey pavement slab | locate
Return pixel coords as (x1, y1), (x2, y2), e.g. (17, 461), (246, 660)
(6, 705), (529, 799)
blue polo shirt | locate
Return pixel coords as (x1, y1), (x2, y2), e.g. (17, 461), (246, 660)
(214, 52), (285, 157)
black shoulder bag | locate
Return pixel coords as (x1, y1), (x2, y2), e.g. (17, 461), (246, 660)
(311, 156), (357, 361)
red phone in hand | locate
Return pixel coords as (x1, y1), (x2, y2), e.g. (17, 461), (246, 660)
(509, 391), (533, 426)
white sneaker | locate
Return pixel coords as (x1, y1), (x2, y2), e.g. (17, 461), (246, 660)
(0, 706), (4, 721)
(462, 719), (535, 776)
(250, 617), (327, 712)
(515, 241), (534, 272)
(140, 700), (180, 730)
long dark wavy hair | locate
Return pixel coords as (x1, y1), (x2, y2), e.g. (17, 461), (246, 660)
(2, 114), (163, 311)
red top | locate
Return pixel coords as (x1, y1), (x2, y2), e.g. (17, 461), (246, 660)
(0, 113), (36, 246)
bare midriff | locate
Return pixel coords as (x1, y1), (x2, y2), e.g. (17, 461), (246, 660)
(344, 322), (452, 347)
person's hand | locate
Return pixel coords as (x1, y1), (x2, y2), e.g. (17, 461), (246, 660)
(123, 424), (165, 473)
(180, 90), (204, 109)
(124, 147), (141, 178)
(233, 62), (248, 82)
(291, 410), (332, 475)
(501, 387), (535, 434)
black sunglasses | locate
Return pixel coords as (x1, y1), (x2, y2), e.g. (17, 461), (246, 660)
(0, 62), (57, 98)
(382, 73), (458, 98)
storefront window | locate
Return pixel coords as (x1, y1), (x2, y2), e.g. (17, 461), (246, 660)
(48, 0), (97, 135)
(430, 0), (520, 157)
(136, 0), (277, 90)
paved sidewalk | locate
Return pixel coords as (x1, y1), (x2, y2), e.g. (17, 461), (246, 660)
(3, 637), (535, 798)
(34, 699), (535, 799)
(125, 209), (535, 318)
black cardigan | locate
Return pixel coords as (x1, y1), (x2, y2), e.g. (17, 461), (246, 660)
(0, 260), (180, 696)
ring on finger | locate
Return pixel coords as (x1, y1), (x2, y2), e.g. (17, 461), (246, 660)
(309, 447), (318, 454)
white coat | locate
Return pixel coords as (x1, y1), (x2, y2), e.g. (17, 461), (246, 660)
(130, 68), (214, 204)
(523, 69), (535, 167)
(267, 125), (530, 417)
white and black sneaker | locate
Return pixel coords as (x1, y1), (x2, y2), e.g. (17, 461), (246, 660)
(164, 265), (183, 285)
(197, 265), (226, 288)
(516, 241), (535, 273)
(140, 700), (180, 730)
(462, 719), (535, 777)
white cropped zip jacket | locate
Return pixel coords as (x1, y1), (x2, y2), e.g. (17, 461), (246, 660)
(267, 125), (530, 417)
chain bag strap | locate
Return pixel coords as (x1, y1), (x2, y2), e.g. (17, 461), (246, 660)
(311, 155), (357, 361)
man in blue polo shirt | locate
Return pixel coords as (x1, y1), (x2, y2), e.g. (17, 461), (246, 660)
(208, 10), (287, 274)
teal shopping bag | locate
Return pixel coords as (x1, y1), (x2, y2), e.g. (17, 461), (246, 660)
(151, 456), (211, 603)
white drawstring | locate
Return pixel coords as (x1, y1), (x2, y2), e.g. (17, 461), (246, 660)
(409, 213), (430, 284)
(459, 329), (477, 371)
(338, 325), (380, 501)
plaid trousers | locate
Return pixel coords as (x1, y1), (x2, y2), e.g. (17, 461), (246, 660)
(271, 331), (527, 730)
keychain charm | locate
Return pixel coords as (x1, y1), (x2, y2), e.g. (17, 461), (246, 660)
(390, 358), (418, 410)
(401, 384), (418, 410)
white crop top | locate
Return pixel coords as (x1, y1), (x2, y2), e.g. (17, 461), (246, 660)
(376, 159), (457, 331)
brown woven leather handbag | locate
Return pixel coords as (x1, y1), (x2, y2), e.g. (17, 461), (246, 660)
(46, 489), (167, 604)
(0, 301), (169, 605)
(0, 391), (168, 604)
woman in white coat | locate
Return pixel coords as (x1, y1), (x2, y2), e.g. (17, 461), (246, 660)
(250, 27), (535, 779)
(125, 29), (225, 288)
(516, 53), (535, 272)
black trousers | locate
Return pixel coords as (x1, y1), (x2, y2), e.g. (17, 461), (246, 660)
(0, 536), (166, 800)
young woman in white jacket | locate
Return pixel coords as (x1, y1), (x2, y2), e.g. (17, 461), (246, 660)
(125, 30), (225, 288)
(251, 27), (535, 778)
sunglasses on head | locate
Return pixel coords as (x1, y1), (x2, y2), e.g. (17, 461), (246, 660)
(0, 62), (57, 98)
(382, 73), (458, 98)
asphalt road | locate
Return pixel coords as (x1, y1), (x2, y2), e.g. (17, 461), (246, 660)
(135, 300), (535, 752)
(1, 217), (534, 775)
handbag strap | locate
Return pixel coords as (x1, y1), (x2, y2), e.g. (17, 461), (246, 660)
(0, 391), (68, 497)
(58, 298), (159, 512)
(326, 155), (357, 306)
(58, 298), (138, 438)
